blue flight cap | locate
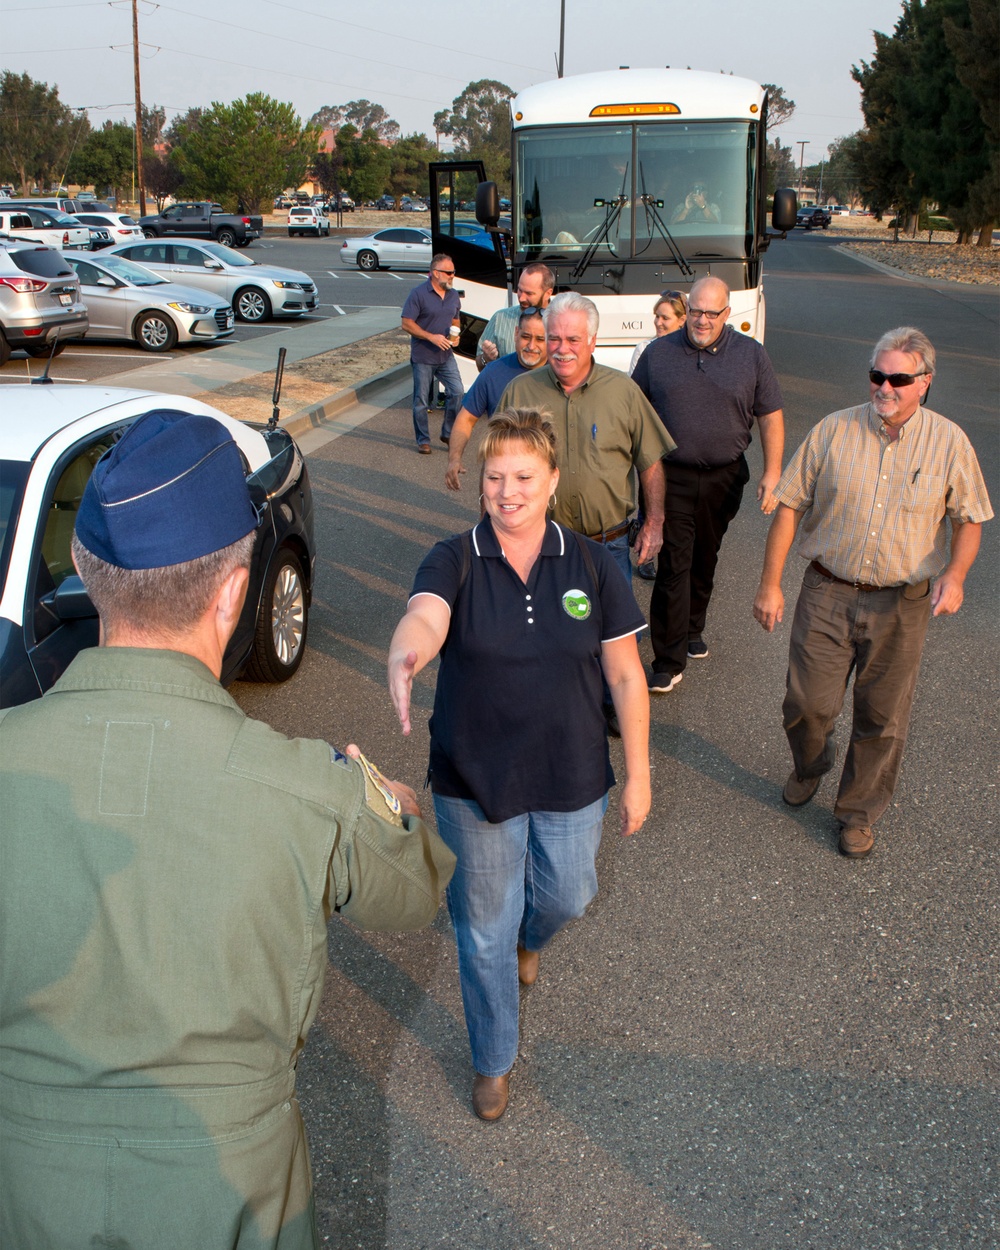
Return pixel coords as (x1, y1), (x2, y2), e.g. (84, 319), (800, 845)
(75, 409), (258, 569)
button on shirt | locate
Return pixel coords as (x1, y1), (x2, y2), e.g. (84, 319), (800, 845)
(774, 403), (993, 586)
(401, 278), (461, 365)
(631, 324), (783, 468)
(499, 363), (676, 535)
(410, 517), (646, 823)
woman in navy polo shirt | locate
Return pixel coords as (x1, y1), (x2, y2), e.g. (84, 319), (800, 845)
(388, 409), (651, 1122)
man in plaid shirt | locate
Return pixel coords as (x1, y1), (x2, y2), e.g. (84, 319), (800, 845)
(753, 326), (992, 859)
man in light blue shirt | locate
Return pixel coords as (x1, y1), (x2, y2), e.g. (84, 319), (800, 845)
(476, 262), (555, 368)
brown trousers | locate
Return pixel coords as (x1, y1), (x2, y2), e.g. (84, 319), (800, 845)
(782, 565), (932, 829)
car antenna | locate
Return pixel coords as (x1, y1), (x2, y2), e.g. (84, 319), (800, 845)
(30, 329), (60, 385)
(267, 347), (286, 430)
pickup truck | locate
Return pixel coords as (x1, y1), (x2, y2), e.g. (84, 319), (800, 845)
(136, 202), (263, 247)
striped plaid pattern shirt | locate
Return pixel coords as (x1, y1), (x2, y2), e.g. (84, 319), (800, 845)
(775, 403), (993, 587)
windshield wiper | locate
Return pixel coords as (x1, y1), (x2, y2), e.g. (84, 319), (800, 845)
(637, 163), (694, 278)
(570, 162), (629, 282)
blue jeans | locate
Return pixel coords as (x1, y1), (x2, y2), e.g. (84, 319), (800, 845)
(433, 793), (608, 1077)
(411, 356), (463, 446)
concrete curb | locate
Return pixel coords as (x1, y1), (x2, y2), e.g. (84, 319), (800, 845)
(833, 243), (994, 289)
(279, 362), (411, 440)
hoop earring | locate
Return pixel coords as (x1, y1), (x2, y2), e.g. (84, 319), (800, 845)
(548, 493), (557, 510)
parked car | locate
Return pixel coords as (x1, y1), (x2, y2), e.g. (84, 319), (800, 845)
(331, 194), (354, 213)
(62, 252), (234, 352)
(829, 205), (851, 216)
(287, 205), (330, 237)
(0, 208), (91, 252)
(374, 195), (396, 211)
(401, 200), (429, 213)
(71, 211), (144, 246)
(796, 207), (831, 230)
(84, 224), (114, 250)
(106, 238), (317, 322)
(0, 239), (88, 365)
(0, 385), (315, 707)
(0, 197), (114, 216)
(136, 202), (263, 247)
(340, 227), (431, 272)
(274, 195), (294, 210)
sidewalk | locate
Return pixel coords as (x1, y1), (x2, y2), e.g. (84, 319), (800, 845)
(93, 307), (411, 442)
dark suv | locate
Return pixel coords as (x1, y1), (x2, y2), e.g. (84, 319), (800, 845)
(796, 207), (832, 230)
(0, 239), (88, 364)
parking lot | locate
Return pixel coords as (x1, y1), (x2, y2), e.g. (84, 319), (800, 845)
(0, 236), (426, 386)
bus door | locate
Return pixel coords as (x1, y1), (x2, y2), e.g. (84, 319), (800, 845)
(429, 162), (508, 363)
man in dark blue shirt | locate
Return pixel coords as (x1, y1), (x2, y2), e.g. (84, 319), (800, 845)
(401, 253), (464, 454)
(632, 276), (784, 692)
(444, 309), (547, 491)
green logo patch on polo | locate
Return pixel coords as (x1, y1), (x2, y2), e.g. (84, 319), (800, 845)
(562, 589), (591, 620)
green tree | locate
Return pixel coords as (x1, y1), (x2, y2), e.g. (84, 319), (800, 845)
(142, 152), (183, 210)
(385, 133), (436, 207)
(310, 150), (344, 198)
(164, 107), (203, 150)
(435, 79), (514, 190)
(334, 124), (391, 204)
(943, 0), (998, 244)
(766, 138), (796, 197)
(0, 71), (87, 194)
(169, 94), (319, 213)
(761, 83), (795, 129)
(69, 121), (135, 206)
(309, 100), (399, 142)
(854, 0), (995, 242)
(822, 133), (863, 206)
(141, 104), (166, 148)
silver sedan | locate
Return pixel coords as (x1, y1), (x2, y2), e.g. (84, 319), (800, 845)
(105, 238), (318, 322)
(63, 253), (234, 352)
(339, 227), (431, 272)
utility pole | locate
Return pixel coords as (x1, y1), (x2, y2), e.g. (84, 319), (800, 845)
(132, 0), (147, 216)
(556, 0), (565, 78)
(796, 141), (807, 198)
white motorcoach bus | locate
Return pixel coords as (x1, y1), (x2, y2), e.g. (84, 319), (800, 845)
(430, 67), (796, 378)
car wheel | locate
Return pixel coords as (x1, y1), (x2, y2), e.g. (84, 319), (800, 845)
(142, 228), (156, 239)
(25, 341), (66, 358)
(244, 548), (308, 682)
(135, 310), (178, 352)
(215, 228), (237, 248)
(288, 230), (296, 237)
(235, 286), (271, 322)
(0, 331), (11, 366)
(357, 249), (379, 271)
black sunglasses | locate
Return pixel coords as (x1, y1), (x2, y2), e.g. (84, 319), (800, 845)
(869, 369), (928, 388)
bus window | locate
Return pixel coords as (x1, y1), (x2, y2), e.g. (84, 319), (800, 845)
(634, 122), (755, 258)
(517, 125), (632, 254)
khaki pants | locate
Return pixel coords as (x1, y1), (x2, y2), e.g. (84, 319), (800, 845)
(782, 566), (932, 829)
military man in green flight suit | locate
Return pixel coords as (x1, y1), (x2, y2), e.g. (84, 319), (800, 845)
(0, 409), (455, 1249)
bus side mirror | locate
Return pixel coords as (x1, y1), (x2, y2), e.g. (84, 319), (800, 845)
(771, 188), (797, 233)
(476, 182), (500, 228)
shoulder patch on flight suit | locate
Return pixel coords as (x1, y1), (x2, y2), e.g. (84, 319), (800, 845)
(356, 752), (403, 825)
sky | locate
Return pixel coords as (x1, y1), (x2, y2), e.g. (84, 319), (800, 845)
(2, 0), (906, 165)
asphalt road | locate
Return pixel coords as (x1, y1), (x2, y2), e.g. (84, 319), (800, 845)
(241, 233), (997, 1250)
(0, 235), (421, 385)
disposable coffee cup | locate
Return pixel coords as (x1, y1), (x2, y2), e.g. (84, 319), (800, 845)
(449, 326), (460, 343)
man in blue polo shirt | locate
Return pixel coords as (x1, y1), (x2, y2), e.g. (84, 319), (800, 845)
(444, 308), (547, 491)
(632, 275), (784, 693)
(401, 253), (464, 454)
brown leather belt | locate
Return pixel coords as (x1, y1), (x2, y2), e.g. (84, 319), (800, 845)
(810, 560), (886, 593)
(586, 520), (630, 544)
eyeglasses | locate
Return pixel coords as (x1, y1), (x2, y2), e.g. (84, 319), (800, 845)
(688, 307), (727, 321)
(869, 369), (928, 388)
(433, 268), (455, 276)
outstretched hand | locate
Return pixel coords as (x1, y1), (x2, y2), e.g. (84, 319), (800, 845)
(388, 649), (419, 736)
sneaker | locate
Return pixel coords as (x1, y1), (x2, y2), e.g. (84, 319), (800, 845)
(686, 636), (710, 659)
(839, 825), (874, 858)
(648, 671), (683, 694)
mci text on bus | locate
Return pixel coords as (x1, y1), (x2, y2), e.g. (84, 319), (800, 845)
(430, 67), (797, 379)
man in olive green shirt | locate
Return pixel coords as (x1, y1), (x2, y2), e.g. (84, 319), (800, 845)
(0, 411), (455, 1250)
(498, 292), (675, 587)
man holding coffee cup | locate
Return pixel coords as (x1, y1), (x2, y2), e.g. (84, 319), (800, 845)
(401, 253), (464, 454)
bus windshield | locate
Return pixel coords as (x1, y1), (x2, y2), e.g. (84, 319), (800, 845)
(515, 120), (757, 263)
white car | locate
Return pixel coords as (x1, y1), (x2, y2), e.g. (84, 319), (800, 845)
(71, 211), (145, 246)
(105, 239), (318, 322)
(287, 205), (330, 237)
(0, 386), (316, 707)
(0, 208), (90, 252)
(340, 227), (432, 271)
(62, 252), (234, 351)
